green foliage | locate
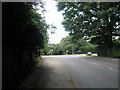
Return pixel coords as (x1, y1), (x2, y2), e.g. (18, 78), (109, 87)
(65, 44), (72, 53)
(80, 44), (97, 52)
(32, 56), (42, 68)
(57, 2), (120, 57)
(113, 47), (120, 58)
(41, 35), (97, 55)
(96, 45), (108, 57)
(3, 2), (49, 56)
(112, 40), (120, 57)
(59, 36), (97, 54)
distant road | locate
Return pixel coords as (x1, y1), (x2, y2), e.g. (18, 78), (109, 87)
(43, 55), (118, 88)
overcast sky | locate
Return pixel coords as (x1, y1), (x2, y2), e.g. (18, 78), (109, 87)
(43, 0), (69, 44)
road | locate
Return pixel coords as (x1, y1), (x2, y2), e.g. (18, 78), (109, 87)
(43, 55), (118, 88)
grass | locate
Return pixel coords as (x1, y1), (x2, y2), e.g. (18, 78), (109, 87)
(74, 53), (98, 56)
(32, 56), (42, 69)
(41, 53), (98, 56)
(91, 53), (98, 56)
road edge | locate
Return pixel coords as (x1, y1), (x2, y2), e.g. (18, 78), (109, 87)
(57, 58), (81, 88)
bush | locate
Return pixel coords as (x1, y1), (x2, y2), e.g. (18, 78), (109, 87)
(96, 40), (120, 58)
(96, 45), (107, 57)
(32, 56), (42, 69)
(113, 47), (120, 58)
(80, 44), (97, 52)
(112, 40), (120, 58)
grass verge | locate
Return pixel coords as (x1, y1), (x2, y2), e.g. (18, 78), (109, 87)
(32, 56), (42, 68)
(74, 53), (98, 56)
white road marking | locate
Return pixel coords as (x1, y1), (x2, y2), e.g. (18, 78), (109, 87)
(89, 62), (100, 65)
(108, 67), (119, 72)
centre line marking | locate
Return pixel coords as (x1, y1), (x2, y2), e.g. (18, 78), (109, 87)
(108, 67), (119, 72)
(90, 62), (100, 65)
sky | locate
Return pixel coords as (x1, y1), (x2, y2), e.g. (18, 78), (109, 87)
(43, 0), (69, 44)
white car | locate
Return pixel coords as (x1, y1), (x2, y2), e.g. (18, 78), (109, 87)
(87, 52), (92, 56)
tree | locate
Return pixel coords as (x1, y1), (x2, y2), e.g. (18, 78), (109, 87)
(2, 2), (49, 88)
(59, 36), (96, 54)
(57, 2), (120, 57)
(3, 2), (48, 55)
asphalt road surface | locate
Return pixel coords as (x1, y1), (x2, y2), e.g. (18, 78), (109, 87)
(43, 55), (118, 88)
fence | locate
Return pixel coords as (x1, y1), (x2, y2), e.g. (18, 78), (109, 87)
(2, 47), (22, 84)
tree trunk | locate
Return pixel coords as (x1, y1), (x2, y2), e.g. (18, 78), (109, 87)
(106, 21), (113, 57)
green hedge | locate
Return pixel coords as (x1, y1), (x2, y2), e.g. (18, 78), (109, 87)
(32, 56), (42, 69)
(80, 45), (97, 52)
(96, 40), (120, 58)
(96, 45), (107, 57)
(113, 45), (120, 58)
(112, 40), (120, 58)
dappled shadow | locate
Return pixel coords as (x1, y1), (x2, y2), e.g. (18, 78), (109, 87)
(19, 60), (55, 88)
(19, 57), (75, 89)
(32, 64), (54, 88)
